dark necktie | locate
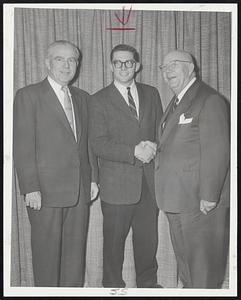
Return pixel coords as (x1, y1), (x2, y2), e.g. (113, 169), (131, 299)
(62, 86), (75, 133)
(162, 95), (179, 130)
(172, 95), (179, 112)
(127, 87), (138, 120)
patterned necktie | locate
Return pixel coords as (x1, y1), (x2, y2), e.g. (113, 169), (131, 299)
(172, 95), (179, 112)
(62, 86), (75, 133)
(127, 87), (138, 120)
(162, 95), (179, 130)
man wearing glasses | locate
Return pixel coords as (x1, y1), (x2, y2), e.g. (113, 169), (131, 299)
(89, 44), (163, 288)
(155, 50), (230, 288)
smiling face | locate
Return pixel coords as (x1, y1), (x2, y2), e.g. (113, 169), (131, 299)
(110, 50), (140, 87)
(162, 51), (194, 95)
(45, 44), (79, 86)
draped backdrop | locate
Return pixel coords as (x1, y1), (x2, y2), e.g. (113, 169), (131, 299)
(11, 7), (231, 287)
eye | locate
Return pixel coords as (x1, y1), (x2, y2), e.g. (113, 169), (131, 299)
(68, 58), (77, 63)
(113, 60), (122, 68)
(126, 60), (134, 67)
(55, 57), (64, 62)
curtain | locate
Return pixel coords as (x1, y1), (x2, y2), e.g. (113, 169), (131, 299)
(11, 8), (231, 287)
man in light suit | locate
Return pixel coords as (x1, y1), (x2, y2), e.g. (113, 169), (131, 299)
(13, 40), (99, 287)
(89, 44), (163, 288)
(155, 50), (230, 288)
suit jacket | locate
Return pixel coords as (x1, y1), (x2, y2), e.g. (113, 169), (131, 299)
(89, 82), (163, 205)
(155, 79), (230, 213)
(13, 78), (98, 207)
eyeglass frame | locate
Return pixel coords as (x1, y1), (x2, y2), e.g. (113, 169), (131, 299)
(112, 59), (136, 69)
(159, 60), (192, 72)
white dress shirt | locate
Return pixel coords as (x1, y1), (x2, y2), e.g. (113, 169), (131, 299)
(114, 80), (139, 117)
(177, 77), (197, 104)
(47, 76), (77, 140)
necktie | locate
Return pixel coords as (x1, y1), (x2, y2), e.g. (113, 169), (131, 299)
(127, 87), (138, 120)
(162, 95), (179, 130)
(172, 95), (179, 112)
(62, 86), (75, 133)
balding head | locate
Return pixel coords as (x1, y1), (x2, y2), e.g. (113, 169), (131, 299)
(163, 50), (193, 65)
(160, 50), (195, 95)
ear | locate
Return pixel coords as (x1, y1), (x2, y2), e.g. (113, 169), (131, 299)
(110, 62), (114, 73)
(45, 58), (50, 70)
(188, 62), (195, 76)
(135, 62), (141, 73)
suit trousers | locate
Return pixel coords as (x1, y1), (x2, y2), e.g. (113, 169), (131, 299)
(27, 186), (89, 287)
(101, 174), (159, 288)
(166, 206), (229, 288)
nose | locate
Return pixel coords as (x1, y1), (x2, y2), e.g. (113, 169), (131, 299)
(63, 59), (70, 68)
(121, 62), (127, 70)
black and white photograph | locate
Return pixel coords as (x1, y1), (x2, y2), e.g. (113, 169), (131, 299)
(3, 3), (237, 297)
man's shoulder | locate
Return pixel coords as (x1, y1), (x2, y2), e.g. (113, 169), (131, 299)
(93, 83), (113, 95)
(136, 82), (159, 93)
(15, 79), (48, 100)
(91, 83), (114, 102)
(70, 85), (89, 98)
(197, 80), (228, 104)
(17, 79), (45, 93)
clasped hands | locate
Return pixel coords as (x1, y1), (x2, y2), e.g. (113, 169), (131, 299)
(134, 141), (157, 164)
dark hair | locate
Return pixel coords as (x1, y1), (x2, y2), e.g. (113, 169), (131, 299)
(110, 44), (140, 62)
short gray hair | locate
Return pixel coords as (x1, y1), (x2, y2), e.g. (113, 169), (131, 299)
(46, 40), (80, 60)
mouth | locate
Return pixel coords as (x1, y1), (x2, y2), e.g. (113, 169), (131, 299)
(167, 75), (176, 80)
(119, 72), (129, 76)
(61, 70), (71, 74)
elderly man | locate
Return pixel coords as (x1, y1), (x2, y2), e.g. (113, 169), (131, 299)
(89, 44), (163, 288)
(13, 40), (99, 286)
(155, 50), (230, 288)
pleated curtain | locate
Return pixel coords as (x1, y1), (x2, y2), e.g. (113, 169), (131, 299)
(11, 8), (231, 287)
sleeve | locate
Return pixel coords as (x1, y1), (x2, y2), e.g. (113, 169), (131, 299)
(199, 94), (230, 202)
(13, 88), (40, 195)
(89, 95), (136, 164)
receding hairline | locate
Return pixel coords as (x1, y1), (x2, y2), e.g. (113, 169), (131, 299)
(46, 41), (80, 59)
(163, 50), (194, 64)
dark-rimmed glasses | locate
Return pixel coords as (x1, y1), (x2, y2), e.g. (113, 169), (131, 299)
(159, 60), (191, 72)
(112, 60), (136, 69)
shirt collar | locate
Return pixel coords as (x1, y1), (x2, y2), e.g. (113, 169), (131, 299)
(47, 76), (64, 92)
(114, 79), (136, 92)
(177, 77), (196, 103)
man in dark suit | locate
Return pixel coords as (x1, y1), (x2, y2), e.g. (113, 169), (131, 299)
(89, 44), (163, 288)
(13, 40), (99, 287)
(155, 50), (230, 288)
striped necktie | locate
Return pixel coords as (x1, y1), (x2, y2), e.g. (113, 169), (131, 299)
(62, 86), (75, 133)
(172, 95), (179, 112)
(127, 87), (138, 120)
(162, 95), (179, 130)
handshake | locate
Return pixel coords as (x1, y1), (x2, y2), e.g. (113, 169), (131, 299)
(134, 141), (157, 164)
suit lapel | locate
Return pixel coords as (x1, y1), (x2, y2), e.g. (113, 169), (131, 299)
(108, 83), (139, 125)
(69, 87), (82, 144)
(136, 83), (146, 124)
(159, 80), (201, 146)
(41, 79), (76, 142)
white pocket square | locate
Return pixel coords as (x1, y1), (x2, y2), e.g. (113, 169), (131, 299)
(178, 113), (193, 124)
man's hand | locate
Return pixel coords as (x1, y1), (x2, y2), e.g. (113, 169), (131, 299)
(25, 191), (41, 210)
(134, 141), (157, 163)
(200, 199), (217, 215)
(91, 182), (99, 200)
(141, 141), (157, 152)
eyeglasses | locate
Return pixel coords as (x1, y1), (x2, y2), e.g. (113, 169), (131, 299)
(112, 60), (136, 69)
(159, 60), (191, 72)
(54, 57), (77, 64)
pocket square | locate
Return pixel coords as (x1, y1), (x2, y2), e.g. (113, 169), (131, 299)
(178, 113), (193, 124)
